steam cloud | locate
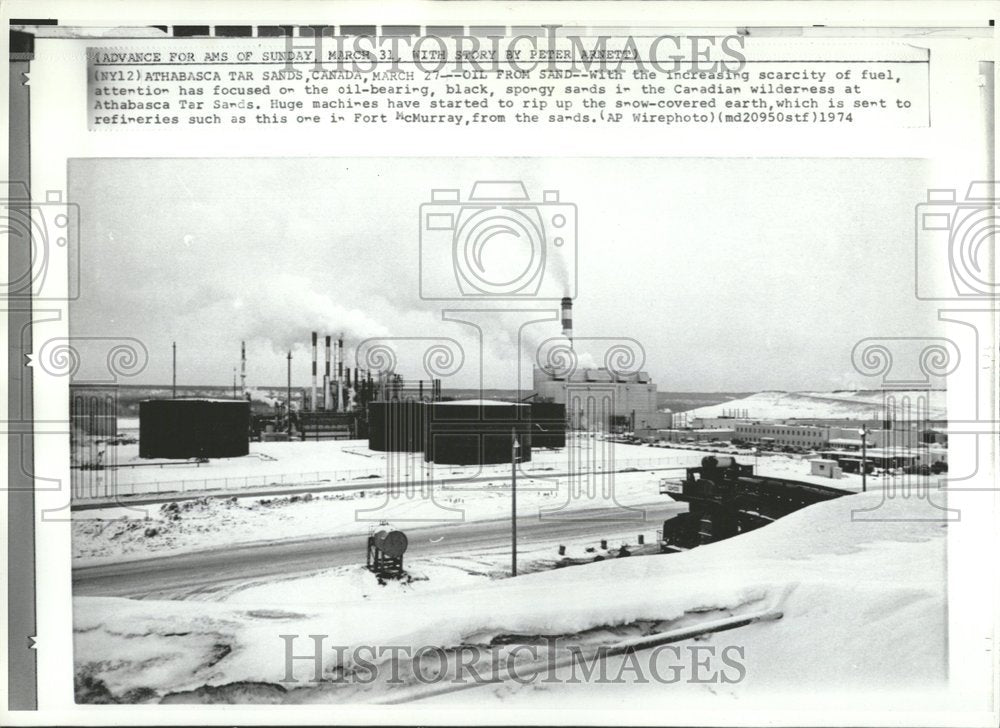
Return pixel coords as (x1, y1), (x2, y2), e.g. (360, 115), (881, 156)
(226, 274), (391, 352)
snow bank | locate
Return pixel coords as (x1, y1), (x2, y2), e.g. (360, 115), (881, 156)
(74, 489), (945, 702)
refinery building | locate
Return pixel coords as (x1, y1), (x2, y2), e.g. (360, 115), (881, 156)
(532, 365), (666, 432)
(530, 297), (669, 432)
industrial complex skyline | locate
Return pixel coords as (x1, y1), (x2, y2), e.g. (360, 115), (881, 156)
(69, 156), (944, 391)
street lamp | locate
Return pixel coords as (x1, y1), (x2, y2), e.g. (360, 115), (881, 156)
(858, 425), (869, 492)
(511, 428), (520, 577)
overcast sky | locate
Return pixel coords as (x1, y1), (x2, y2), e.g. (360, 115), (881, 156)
(69, 156), (944, 392)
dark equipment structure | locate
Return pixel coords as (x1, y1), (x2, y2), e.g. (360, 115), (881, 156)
(658, 456), (849, 552)
(368, 400), (426, 452)
(529, 401), (567, 448)
(423, 400), (532, 465)
(139, 398), (250, 459)
(366, 527), (409, 579)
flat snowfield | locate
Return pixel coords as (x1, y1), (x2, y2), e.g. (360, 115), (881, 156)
(73, 489), (947, 706)
(74, 436), (699, 499)
(71, 441), (915, 567)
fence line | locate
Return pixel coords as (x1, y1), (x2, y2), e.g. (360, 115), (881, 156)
(70, 455), (702, 501)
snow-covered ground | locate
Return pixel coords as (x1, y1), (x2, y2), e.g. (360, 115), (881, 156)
(70, 392), (953, 709)
(73, 466), (679, 566)
(76, 436), (697, 499)
(161, 534), (662, 608)
(684, 389), (947, 421)
(73, 488), (947, 705)
(72, 448), (933, 566)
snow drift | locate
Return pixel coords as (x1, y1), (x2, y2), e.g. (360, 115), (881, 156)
(73, 489), (946, 704)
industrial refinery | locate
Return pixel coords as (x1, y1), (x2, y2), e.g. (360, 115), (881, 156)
(76, 297), (635, 467)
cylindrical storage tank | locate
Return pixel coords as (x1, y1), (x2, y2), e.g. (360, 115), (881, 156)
(368, 400), (425, 452)
(424, 400), (532, 465)
(372, 529), (408, 557)
(139, 399), (250, 459)
(529, 402), (566, 448)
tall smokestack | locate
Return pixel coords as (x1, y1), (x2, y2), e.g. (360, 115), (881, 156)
(337, 334), (345, 411)
(286, 350), (293, 433)
(311, 331), (318, 411)
(324, 335), (332, 410)
(240, 341), (246, 395)
(561, 297), (573, 347)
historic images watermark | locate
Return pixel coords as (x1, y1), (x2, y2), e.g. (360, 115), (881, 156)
(844, 181), (999, 520)
(419, 181), (577, 302)
(354, 178), (649, 525)
(279, 634), (747, 687)
(914, 182), (999, 301)
(274, 26), (748, 77)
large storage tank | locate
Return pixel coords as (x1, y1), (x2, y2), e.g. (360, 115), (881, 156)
(139, 399), (250, 459)
(424, 400), (532, 465)
(529, 402), (566, 448)
(368, 400), (426, 452)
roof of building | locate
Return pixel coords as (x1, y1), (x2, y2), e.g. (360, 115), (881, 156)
(737, 422), (827, 430)
(540, 367), (652, 384)
(820, 448), (920, 458)
(828, 438), (864, 446)
(142, 398), (247, 404)
(435, 399), (527, 407)
(657, 428), (735, 434)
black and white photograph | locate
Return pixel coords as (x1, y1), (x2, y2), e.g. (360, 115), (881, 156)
(63, 156), (957, 705)
(2, 2), (998, 726)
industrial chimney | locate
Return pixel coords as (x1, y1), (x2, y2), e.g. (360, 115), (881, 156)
(324, 335), (332, 411)
(337, 334), (345, 411)
(311, 331), (318, 411)
(240, 341), (246, 396)
(560, 297), (573, 346)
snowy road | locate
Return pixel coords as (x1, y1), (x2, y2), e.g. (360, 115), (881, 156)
(73, 501), (686, 600)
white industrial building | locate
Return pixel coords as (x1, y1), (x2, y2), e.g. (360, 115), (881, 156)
(532, 365), (670, 432)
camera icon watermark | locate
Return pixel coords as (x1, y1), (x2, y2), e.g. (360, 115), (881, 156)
(2, 182), (80, 301)
(915, 181), (998, 300)
(419, 181), (577, 300)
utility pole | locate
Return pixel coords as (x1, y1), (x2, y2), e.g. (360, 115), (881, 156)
(511, 428), (519, 577)
(232, 368), (237, 399)
(171, 341), (177, 398)
(859, 424), (869, 493)
(287, 350), (293, 434)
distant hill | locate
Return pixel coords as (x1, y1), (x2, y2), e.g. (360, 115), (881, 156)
(657, 391), (755, 413)
(70, 383), (308, 417)
(683, 390), (947, 421)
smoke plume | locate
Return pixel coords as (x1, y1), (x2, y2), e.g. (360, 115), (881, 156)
(226, 274), (391, 352)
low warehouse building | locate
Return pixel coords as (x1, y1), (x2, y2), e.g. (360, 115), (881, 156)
(424, 400), (532, 465)
(810, 459), (842, 478)
(657, 428), (735, 443)
(139, 399), (249, 459)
